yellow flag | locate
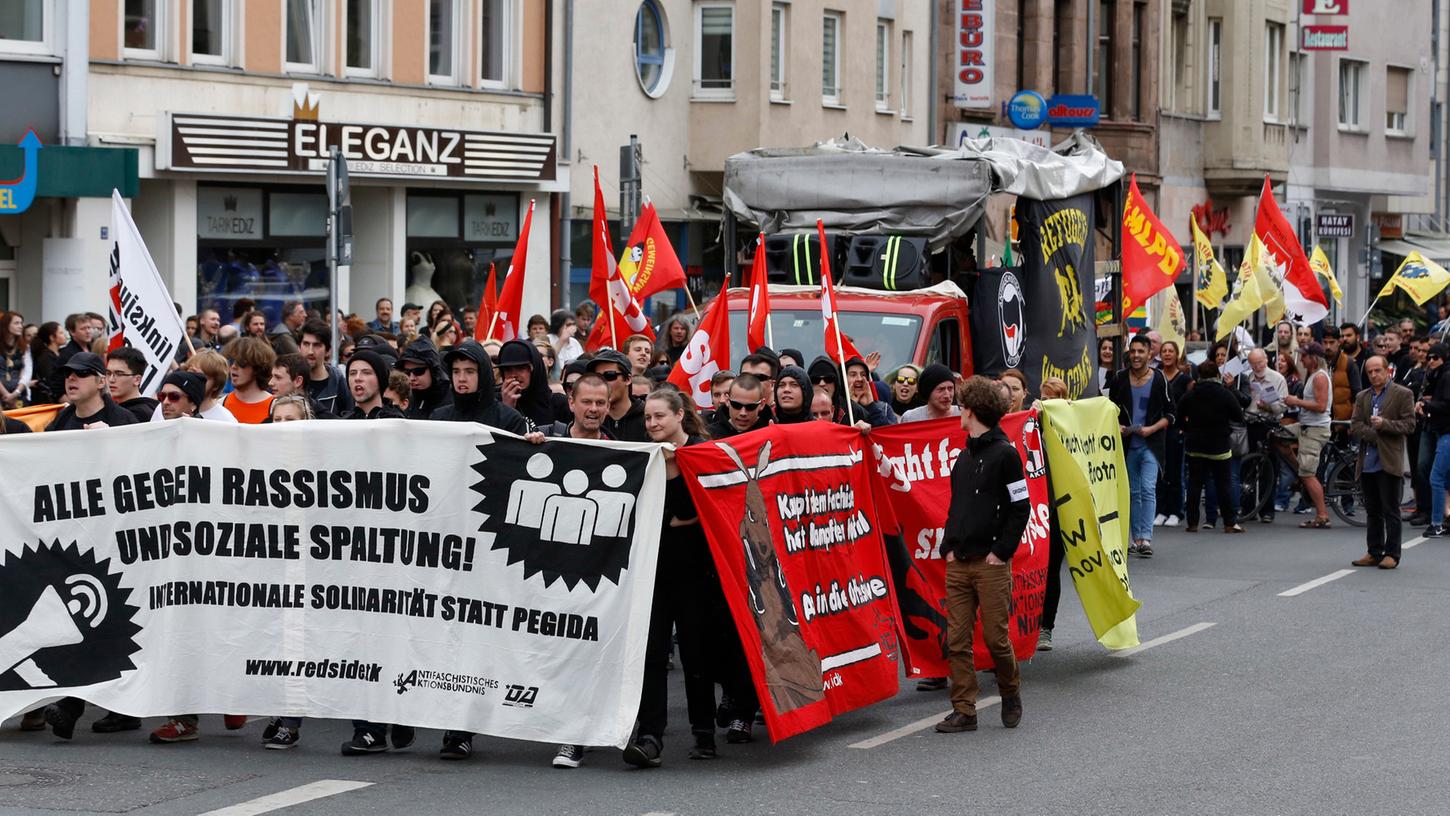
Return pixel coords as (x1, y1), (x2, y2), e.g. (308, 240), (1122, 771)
(1150, 287), (1185, 349)
(1191, 217), (1228, 309)
(1040, 398), (1141, 649)
(1376, 251), (1450, 305)
(1216, 236), (1267, 340)
(1309, 245), (1343, 305)
(1252, 237), (1286, 324)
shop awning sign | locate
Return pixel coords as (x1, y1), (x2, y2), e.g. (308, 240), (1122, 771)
(1317, 213), (1355, 238)
(158, 113), (556, 183)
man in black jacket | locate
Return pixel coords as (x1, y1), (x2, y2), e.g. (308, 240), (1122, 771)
(340, 351), (406, 420)
(587, 349), (648, 442)
(1107, 333), (1173, 558)
(394, 337), (452, 419)
(935, 376), (1029, 735)
(706, 373), (771, 439)
(496, 339), (569, 428)
(429, 341), (530, 434)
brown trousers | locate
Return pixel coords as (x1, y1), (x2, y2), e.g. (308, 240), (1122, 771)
(945, 556), (1020, 714)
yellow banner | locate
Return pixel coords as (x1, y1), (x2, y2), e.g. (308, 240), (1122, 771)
(1191, 216), (1228, 309)
(1309, 245), (1343, 305)
(1377, 251), (1450, 306)
(1040, 398), (1141, 649)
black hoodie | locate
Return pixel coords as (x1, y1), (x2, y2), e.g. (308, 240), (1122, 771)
(429, 340), (530, 434)
(397, 337), (452, 419)
(498, 339), (569, 428)
(807, 355), (849, 424)
(773, 365), (813, 424)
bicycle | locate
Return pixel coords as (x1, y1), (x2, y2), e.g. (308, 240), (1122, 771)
(1321, 421), (1365, 528)
(1238, 418), (1366, 527)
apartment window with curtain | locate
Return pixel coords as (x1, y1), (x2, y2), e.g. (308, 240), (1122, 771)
(822, 10), (842, 105)
(900, 30), (912, 118)
(480, 0), (509, 86)
(285, 0), (321, 73)
(429, 0), (460, 84)
(1094, 0), (1113, 115)
(694, 2), (734, 97)
(191, 0), (230, 65)
(1338, 59), (1365, 129)
(0, 0), (51, 55)
(1206, 18), (1222, 117)
(1386, 66), (1411, 134)
(1130, 2), (1143, 120)
(1263, 23), (1283, 121)
(124, 0), (164, 59)
(345, 0), (379, 76)
(875, 20), (890, 110)
(770, 3), (787, 100)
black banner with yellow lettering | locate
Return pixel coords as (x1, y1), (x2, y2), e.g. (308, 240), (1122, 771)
(1015, 194), (1098, 398)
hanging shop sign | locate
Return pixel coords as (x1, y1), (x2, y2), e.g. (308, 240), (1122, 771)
(1316, 213), (1355, 238)
(1301, 25), (1349, 50)
(1302, 0), (1348, 14)
(1007, 91), (1101, 130)
(952, 0), (995, 109)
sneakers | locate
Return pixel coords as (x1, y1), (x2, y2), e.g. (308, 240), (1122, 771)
(1164, 515), (1180, 527)
(149, 719), (199, 744)
(439, 734), (473, 760)
(19, 709), (46, 732)
(1259, 513), (1275, 523)
(934, 711), (978, 733)
(1153, 513), (1167, 527)
(91, 712), (141, 733)
(389, 724), (416, 750)
(1223, 524), (1244, 534)
(1127, 541), (1142, 556)
(42, 704), (78, 740)
(714, 696), (735, 729)
(725, 719), (753, 744)
(261, 718), (279, 742)
(264, 725), (299, 750)
(1202, 520), (1216, 529)
(1138, 543), (1154, 558)
(688, 732), (717, 760)
(915, 677), (948, 691)
(340, 729), (390, 755)
(1425, 525), (1446, 538)
(1001, 695), (1023, 728)
(223, 715), (248, 730)
(1036, 628), (1053, 652)
(622, 734), (663, 768)
(552, 744), (585, 768)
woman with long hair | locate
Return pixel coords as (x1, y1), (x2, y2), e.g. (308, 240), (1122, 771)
(657, 314), (693, 364)
(0, 311), (33, 408)
(886, 364), (923, 417)
(1155, 341), (1192, 528)
(1096, 337), (1115, 393)
(30, 321), (65, 404)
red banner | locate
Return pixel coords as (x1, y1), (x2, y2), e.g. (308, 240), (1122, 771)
(676, 423), (901, 742)
(867, 411), (1051, 678)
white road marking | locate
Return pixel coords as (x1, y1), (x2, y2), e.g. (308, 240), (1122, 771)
(1108, 622), (1216, 658)
(1403, 536), (1427, 550)
(197, 780), (374, 816)
(848, 695), (1001, 749)
(1279, 569), (1355, 597)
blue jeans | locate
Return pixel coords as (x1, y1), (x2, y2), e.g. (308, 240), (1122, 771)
(1429, 434), (1450, 524)
(1126, 444), (1160, 542)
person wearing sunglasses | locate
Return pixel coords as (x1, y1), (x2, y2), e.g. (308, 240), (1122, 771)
(888, 364), (923, 417)
(706, 373), (771, 439)
(806, 356), (848, 422)
(586, 349), (649, 442)
(394, 338), (452, 419)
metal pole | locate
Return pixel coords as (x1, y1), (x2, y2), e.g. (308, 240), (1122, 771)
(620, 135), (641, 239)
(327, 147), (339, 368)
(1085, 0), (1095, 96)
(558, 0), (574, 309)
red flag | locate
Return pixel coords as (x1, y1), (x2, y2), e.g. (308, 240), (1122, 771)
(474, 262), (497, 342)
(818, 221), (863, 364)
(620, 202), (687, 300)
(1254, 175), (1328, 326)
(667, 290), (730, 409)
(586, 169), (654, 351)
(1119, 173), (1185, 316)
(485, 199), (534, 341)
(746, 233), (772, 351)
(589, 166), (615, 320)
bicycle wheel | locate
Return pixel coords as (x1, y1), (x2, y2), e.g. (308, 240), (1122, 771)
(1324, 459), (1366, 528)
(1237, 452), (1275, 519)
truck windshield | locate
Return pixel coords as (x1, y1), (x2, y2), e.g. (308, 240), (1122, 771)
(727, 310), (922, 373)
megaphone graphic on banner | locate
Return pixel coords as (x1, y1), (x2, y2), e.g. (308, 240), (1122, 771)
(0, 575), (107, 687)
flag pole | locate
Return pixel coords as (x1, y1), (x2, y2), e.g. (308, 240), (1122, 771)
(682, 284), (701, 320)
(1357, 295), (1381, 333)
(832, 317), (856, 426)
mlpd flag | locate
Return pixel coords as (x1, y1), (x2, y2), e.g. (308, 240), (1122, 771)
(746, 233), (772, 351)
(667, 290), (730, 409)
(485, 199), (534, 341)
(1255, 176), (1328, 325)
(619, 202), (687, 301)
(1377, 252), (1450, 306)
(817, 220), (864, 366)
(1191, 214), (1228, 309)
(1120, 174), (1185, 316)
(676, 422), (902, 742)
(1309, 245), (1343, 305)
(1040, 398), (1140, 649)
(108, 191), (187, 396)
(867, 411), (1051, 678)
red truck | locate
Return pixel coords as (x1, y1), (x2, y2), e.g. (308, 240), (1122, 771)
(722, 282), (973, 377)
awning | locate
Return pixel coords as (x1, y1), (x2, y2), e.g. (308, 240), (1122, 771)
(1380, 232), (1450, 263)
(0, 144), (139, 199)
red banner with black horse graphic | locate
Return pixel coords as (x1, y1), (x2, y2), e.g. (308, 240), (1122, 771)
(867, 411), (1051, 679)
(675, 423), (901, 742)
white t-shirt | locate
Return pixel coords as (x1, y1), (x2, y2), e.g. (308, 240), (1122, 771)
(900, 405), (962, 423)
(150, 402), (239, 423)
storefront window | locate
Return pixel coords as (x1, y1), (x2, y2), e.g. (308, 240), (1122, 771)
(196, 185), (330, 327)
(405, 192), (518, 315)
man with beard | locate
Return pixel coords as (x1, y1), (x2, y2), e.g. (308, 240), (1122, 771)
(496, 339), (569, 427)
(429, 341), (529, 433)
(394, 337), (452, 419)
(772, 366), (812, 423)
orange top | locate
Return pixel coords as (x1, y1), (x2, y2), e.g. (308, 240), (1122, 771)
(223, 392), (274, 424)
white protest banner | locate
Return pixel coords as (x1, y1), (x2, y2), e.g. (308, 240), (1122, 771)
(108, 190), (187, 395)
(0, 419), (663, 748)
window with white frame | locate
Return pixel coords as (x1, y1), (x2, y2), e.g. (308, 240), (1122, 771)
(1263, 22), (1283, 121)
(124, 0), (164, 59)
(480, 0), (510, 87)
(694, 3), (734, 97)
(1338, 59), (1365, 129)
(822, 10), (842, 105)
(429, 0), (461, 84)
(769, 3), (787, 100)
(1386, 66), (1411, 134)
(634, 0), (672, 97)
(900, 30), (912, 118)
(1206, 18), (1221, 117)
(0, 0), (50, 55)
(285, 0), (322, 73)
(345, 0), (380, 76)
(875, 19), (890, 110)
(191, 0), (230, 65)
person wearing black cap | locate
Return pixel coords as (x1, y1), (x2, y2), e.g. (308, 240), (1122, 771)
(44, 352), (141, 432)
(773, 366), (812, 423)
(587, 349), (648, 442)
(429, 340), (529, 433)
(901, 364), (960, 423)
(778, 348), (805, 369)
(394, 337), (452, 419)
(157, 371), (207, 420)
(806, 356), (848, 423)
(341, 350), (406, 420)
(496, 339), (568, 428)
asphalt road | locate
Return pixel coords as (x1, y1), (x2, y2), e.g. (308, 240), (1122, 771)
(3, 517), (1447, 816)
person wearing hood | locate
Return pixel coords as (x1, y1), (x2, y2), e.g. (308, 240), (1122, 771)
(429, 341), (530, 433)
(773, 365), (813, 424)
(707, 373), (772, 438)
(587, 349), (649, 442)
(496, 339), (569, 428)
(846, 356), (898, 428)
(778, 348), (805, 369)
(807, 356), (850, 424)
(395, 337), (452, 419)
(341, 350), (406, 420)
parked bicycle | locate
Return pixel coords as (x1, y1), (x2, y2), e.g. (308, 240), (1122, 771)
(1239, 419), (1364, 527)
